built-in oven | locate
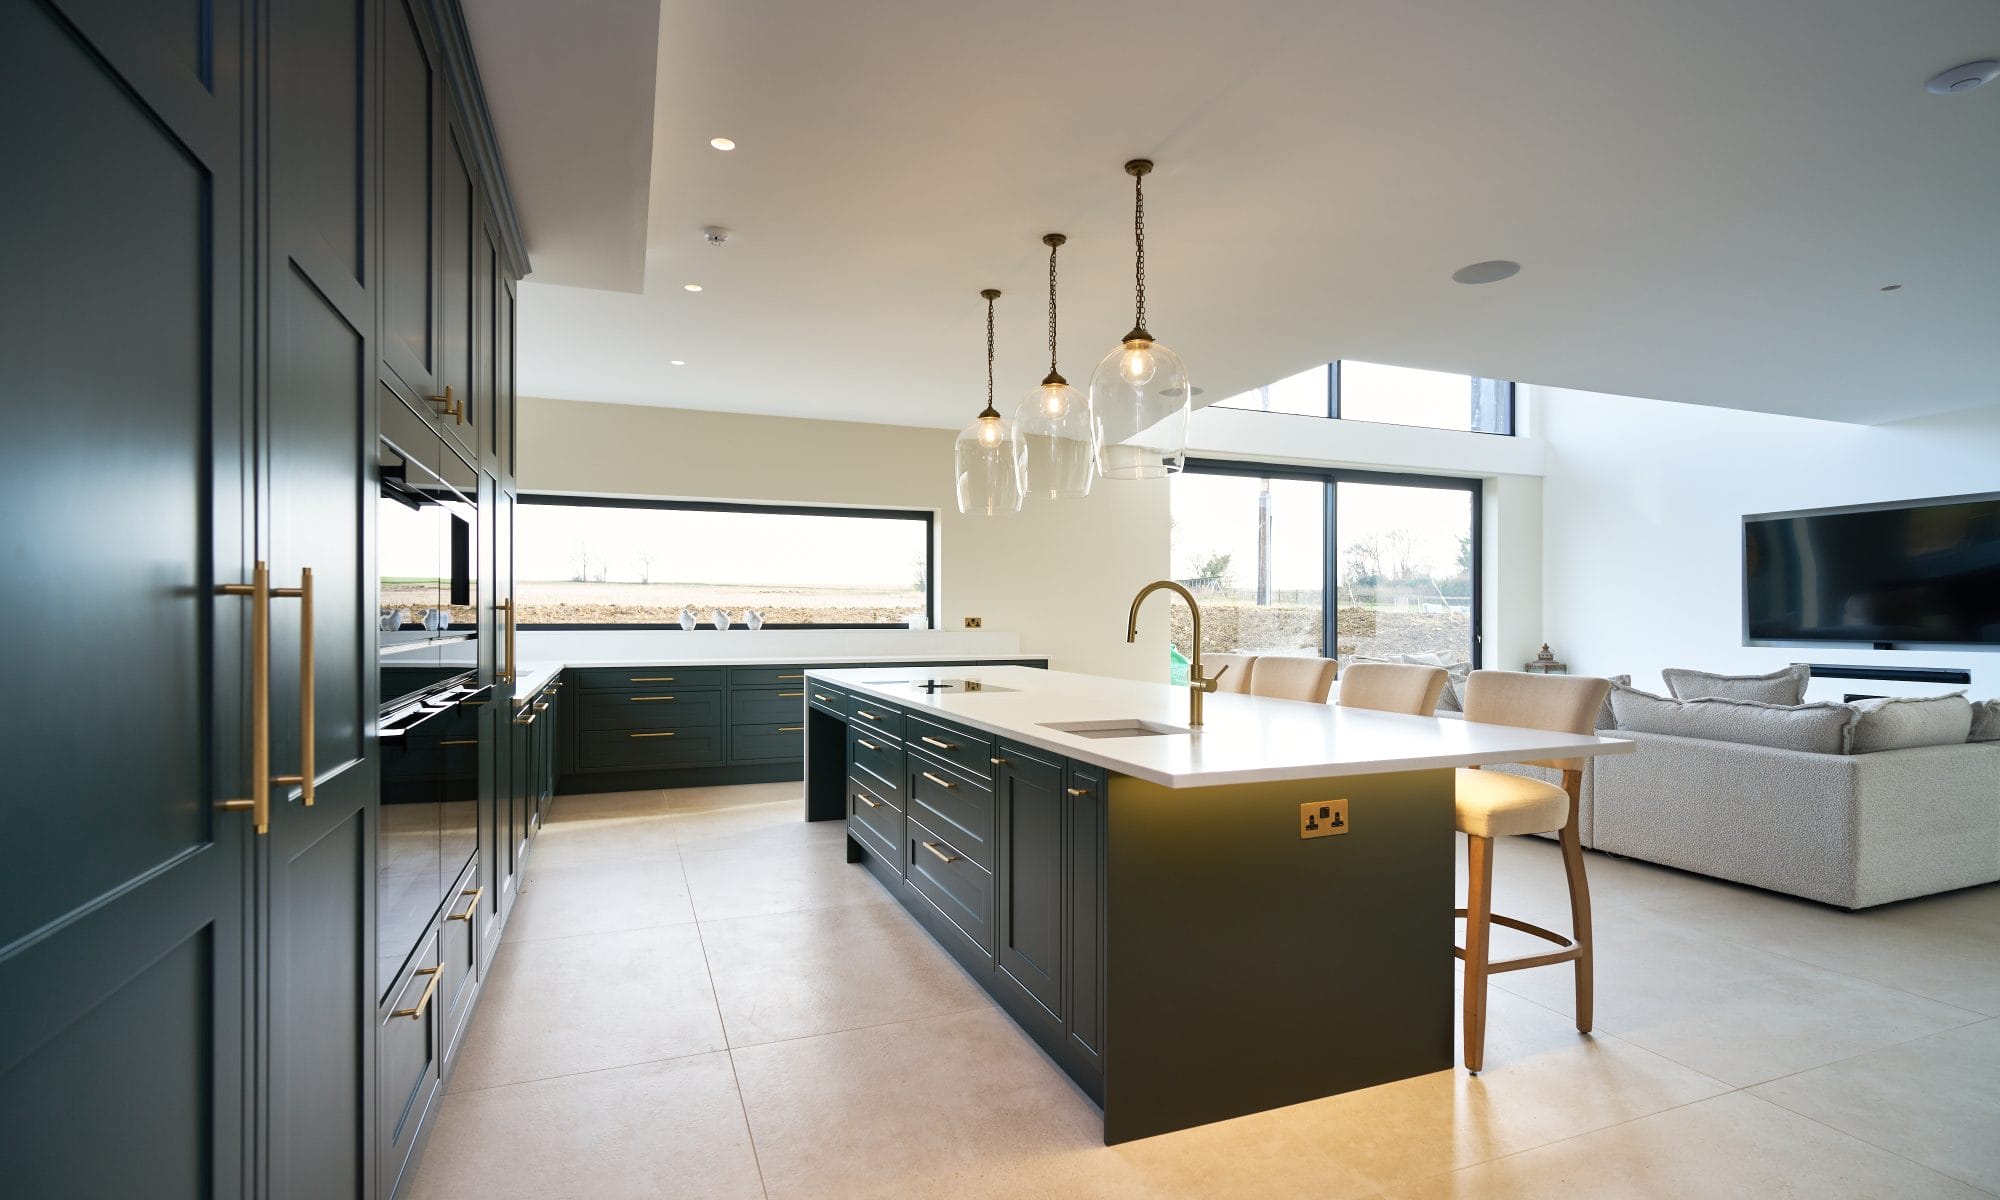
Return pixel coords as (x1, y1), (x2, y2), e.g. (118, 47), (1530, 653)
(376, 386), (485, 997)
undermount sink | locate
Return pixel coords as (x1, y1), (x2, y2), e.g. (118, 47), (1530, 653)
(1040, 719), (1190, 740)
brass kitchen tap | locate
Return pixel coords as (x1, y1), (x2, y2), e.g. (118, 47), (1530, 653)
(1126, 580), (1227, 728)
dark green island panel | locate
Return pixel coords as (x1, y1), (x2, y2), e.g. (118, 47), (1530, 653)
(806, 670), (1456, 1145)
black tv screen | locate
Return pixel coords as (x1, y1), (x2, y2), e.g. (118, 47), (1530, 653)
(1744, 493), (2000, 646)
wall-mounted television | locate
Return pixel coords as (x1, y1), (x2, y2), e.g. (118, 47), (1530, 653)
(1743, 493), (2000, 647)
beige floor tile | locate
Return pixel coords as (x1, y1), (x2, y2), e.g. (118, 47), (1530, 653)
(1752, 1017), (2000, 1194)
(665, 781), (805, 813)
(672, 801), (851, 856)
(681, 839), (893, 923)
(505, 856), (695, 943)
(731, 1007), (1380, 1200)
(1488, 906), (1981, 1085)
(405, 1052), (765, 1200)
(447, 924), (725, 1092)
(1380, 1091), (1991, 1200)
(701, 902), (990, 1047)
(545, 789), (675, 821)
(526, 811), (681, 870)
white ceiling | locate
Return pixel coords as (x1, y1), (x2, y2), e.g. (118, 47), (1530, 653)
(470, 0), (2000, 428)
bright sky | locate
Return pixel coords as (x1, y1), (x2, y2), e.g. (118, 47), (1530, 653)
(515, 503), (927, 587)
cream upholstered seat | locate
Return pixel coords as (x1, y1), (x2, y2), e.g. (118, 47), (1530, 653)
(1205, 653), (1257, 695)
(1454, 670), (1614, 1075)
(1246, 656), (1338, 703)
(1336, 662), (1447, 716)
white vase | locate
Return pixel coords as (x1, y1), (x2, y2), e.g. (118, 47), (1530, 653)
(743, 609), (764, 631)
(678, 607), (698, 631)
(422, 608), (446, 632)
(711, 608), (731, 630)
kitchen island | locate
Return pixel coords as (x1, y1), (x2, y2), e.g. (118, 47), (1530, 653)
(804, 664), (1633, 1143)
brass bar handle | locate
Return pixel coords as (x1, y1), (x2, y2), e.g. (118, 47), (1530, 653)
(448, 886), (485, 922)
(855, 708), (881, 721)
(920, 771), (957, 790)
(1066, 787), (1092, 797)
(533, 701), (550, 712)
(855, 737), (880, 751)
(778, 725), (803, 733)
(629, 676), (674, 683)
(630, 731), (676, 739)
(921, 840), (960, 864)
(392, 967), (441, 1020)
(495, 598), (515, 684)
(778, 673), (804, 680)
(812, 692), (834, 702)
(628, 695), (676, 702)
(216, 562), (272, 834)
(919, 736), (958, 751)
(426, 384), (461, 424)
(856, 793), (883, 809)
(514, 710), (538, 726)
(778, 691), (804, 698)
(990, 757), (1008, 766)
(441, 739), (479, 746)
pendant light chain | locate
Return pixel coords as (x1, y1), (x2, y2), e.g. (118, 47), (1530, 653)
(1132, 168), (1147, 332)
(1047, 240), (1060, 376)
(985, 290), (996, 412)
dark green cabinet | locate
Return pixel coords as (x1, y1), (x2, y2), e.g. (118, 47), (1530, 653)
(380, 0), (439, 396)
(996, 747), (1066, 1021)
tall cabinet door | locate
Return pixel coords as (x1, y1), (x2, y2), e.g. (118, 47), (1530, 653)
(380, 0), (439, 401)
(0, 1), (252, 1196)
(263, 0), (381, 1194)
(996, 748), (1066, 1021)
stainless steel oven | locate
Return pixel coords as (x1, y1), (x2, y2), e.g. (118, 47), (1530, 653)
(376, 386), (484, 997)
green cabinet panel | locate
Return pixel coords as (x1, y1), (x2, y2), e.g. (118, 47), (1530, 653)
(578, 689), (724, 731)
(731, 686), (807, 725)
(996, 746), (1066, 1021)
(579, 728), (724, 770)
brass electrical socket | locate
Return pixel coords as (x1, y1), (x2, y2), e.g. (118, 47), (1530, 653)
(1300, 799), (1348, 839)
(963, 616), (983, 628)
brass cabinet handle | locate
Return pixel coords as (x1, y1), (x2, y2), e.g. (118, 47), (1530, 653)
(629, 731), (676, 739)
(533, 701), (549, 712)
(448, 886), (484, 921)
(855, 708), (881, 721)
(441, 738), (478, 746)
(427, 384), (461, 424)
(778, 673), (803, 680)
(920, 771), (957, 790)
(392, 967), (441, 1020)
(495, 598), (515, 684)
(990, 757), (1008, 766)
(216, 560), (314, 833)
(514, 710), (538, 727)
(778, 725), (804, 733)
(855, 737), (880, 752)
(778, 691), (804, 698)
(629, 695), (676, 702)
(813, 692), (833, 702)
(919, 736), (958, 751)
(629, 676), (674, 683)
(856, 793), (883, 809)
(1066, 787), (1092, 797)
(921, 840), (960, 864)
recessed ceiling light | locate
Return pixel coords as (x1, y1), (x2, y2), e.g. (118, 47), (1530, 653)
(1925, 60), (2000, 94)
(709, 137), (736, 151)
(1880, 284), (1903, 292)
(683, 283), (703, 292)
(1452, 260), (1521, 285)
(670, 359), (686, 366)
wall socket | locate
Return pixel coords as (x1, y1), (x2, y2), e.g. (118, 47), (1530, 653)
(1300, 799), (1349, 839)
(962, 616), (983, 628)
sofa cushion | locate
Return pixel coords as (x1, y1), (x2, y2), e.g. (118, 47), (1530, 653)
(1609, 683), (1856, 754)
(1661, 664), (1809, 705)
(1849, 694), (1974, 753)
(1971, 699), (2000, 743)
(1597, 674), (1632, 730)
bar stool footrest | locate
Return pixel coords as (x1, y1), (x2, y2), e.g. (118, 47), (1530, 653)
(1454, 908), (1581, 974)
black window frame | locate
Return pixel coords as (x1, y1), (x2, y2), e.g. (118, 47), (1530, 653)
(1220, 360), (1516, 435)
(515, 493), (937, 631)
(1179, 459), (1484, 666)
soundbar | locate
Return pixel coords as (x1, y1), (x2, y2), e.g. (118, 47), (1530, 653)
(1803, 663), (1972, 685)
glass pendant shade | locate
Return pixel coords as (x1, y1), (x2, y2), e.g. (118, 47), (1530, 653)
(1014, 377), (1097, 500)
(955, 408), (1023, 515)
(1091, 336), (1190, 478)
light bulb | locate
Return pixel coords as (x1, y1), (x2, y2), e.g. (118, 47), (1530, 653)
(1119, 340), (1157, 385)
(977, 415), (1004, 447)
(1039, 385), (1069, 418)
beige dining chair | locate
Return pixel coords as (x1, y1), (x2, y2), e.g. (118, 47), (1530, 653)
(1246, 656), (1338, 703)
(1335, 662), (1448, 716)
(1454, 670), (1613, 1073)
(1204, 653), (1257, 695)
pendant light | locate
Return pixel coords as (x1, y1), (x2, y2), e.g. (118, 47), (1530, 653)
(954, 288), (1024, 516)
(1014, 234), (1099, 500)
(1089, 159), (1192, 479)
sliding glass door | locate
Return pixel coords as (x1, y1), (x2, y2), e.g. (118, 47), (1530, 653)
(1171, 463), (1481, 666)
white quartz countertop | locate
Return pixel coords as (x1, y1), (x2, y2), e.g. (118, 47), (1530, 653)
(808, 665), (1634, 788)
(503, 653), (1045, 704)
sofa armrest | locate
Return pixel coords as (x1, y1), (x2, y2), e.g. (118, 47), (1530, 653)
(1850, 742), (2000, 907)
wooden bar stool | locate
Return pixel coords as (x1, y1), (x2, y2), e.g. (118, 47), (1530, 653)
(1335, 662), (1449, 716)
(1246, 655), (1338, 703)
(1455, 670), (1613, 1073)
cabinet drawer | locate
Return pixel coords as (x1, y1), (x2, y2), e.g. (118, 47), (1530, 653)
(438, 861), (482, 1063)
(731, 721), (805, 763)
(731, 687), (806, 725)
(571, 666), (725, 691)
(806, 681), (847, 717)
(906, 713), (996, 783)
(731, 665), (809, 689)
(579, 728), (724, 769)
(846, 698), (904, 739)
(909, 759), (995, 873)
(848, 775), (904, 862)
(907, 813), (994, 954)
(849, 726), (904, 798)
(578, 689), (722, 731)
(379, 938), (442, 1196)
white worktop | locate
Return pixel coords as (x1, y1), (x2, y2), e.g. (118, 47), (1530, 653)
(810, 665), (1634, 788)
(503, 653), (1047, 704)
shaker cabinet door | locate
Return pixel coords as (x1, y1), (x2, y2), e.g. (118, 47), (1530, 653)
(996, 748), (1066, 1021)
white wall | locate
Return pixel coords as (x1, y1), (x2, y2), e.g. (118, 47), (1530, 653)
(515, 398), (1171, 680)
(1535, 388), (2000, 698)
